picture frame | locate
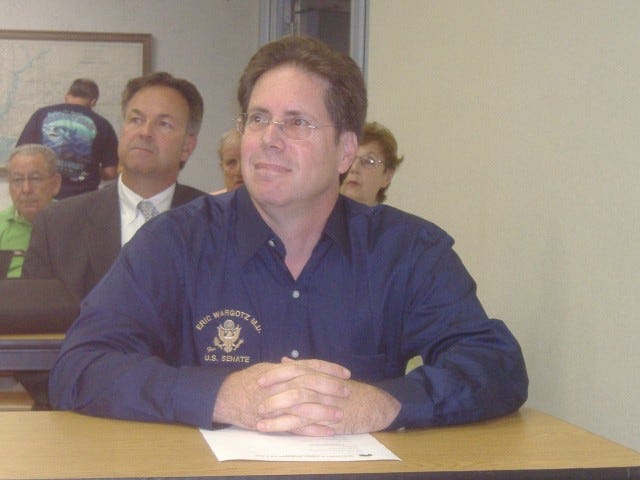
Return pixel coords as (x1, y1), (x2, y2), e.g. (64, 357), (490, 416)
(0, 29), (152, 175)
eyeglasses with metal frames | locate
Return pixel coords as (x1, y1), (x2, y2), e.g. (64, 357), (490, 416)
(354, 155), (385, 169)
(236, 113), (337, 141)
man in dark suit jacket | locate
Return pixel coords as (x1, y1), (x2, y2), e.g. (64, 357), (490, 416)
(23, 72), (206, 301)
(23, 181), (203, 300)
(20, 72), (206, 409)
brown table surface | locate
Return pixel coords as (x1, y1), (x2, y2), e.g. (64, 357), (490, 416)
(1, 407), (638, 479)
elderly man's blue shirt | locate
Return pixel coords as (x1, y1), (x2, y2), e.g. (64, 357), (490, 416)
(50, 187), (527, 429)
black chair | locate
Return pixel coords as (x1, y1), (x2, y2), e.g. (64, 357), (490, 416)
(0, 278), (79, 334)
(0, 278), (80, 409)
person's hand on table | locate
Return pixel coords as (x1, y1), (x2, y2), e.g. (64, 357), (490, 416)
(213, 357), (400, 436)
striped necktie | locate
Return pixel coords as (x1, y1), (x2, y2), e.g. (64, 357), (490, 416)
(137, 200), (159, 222)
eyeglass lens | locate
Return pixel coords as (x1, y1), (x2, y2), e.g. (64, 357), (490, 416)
(357, 155), (383, 168)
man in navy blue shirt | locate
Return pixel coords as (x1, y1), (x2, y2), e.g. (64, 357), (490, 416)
(16, 78), (118, 199)
(50, 36), (528, 436)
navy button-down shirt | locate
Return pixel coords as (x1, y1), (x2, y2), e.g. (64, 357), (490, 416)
(50, 187), (528, 429)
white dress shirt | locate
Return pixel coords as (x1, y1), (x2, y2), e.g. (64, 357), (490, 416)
(118, 175), (175, 245)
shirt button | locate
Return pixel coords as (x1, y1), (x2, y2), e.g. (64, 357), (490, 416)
(291, 350), (300, 359)
(268, 239), (275, 247)
(292, 290), (300, 299)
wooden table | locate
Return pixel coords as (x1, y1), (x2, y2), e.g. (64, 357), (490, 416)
(1, 408), (638, 479)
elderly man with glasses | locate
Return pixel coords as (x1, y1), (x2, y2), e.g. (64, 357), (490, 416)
(0, 144), (60, 277)
(210, 128), (244, 195)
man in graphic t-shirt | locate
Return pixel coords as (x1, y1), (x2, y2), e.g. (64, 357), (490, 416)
(16, 78), (118, 199)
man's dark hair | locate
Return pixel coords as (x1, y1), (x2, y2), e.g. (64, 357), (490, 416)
(121, 72), (204, 135)
(67, 79), (99, 101)
(237, 35), (367, 141)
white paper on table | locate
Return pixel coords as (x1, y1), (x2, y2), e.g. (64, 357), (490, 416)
(199, 426), (401, 462)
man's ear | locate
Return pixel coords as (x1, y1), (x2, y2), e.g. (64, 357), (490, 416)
(338, 131), (358, 175)
(51, 173), (62, 197)
(180, 134), (198, 163)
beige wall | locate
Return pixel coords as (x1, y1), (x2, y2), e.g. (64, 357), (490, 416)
(368, 0), (640, 450)
(0, 0), (260, 194)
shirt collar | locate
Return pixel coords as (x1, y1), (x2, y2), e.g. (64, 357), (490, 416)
(118, 175), (176, 223)
(235, 188), (352, 264)
(6, 205), (31, 226)
(236, 188), (275, 264)
(324, 195), (351, 258)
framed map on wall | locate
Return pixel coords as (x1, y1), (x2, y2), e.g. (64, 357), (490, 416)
(0, 30), (151, 179)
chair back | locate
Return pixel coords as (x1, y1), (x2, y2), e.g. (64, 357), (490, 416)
(0, 278), (79, 334)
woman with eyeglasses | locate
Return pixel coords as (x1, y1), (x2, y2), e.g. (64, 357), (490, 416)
(340, 121), (404, 206)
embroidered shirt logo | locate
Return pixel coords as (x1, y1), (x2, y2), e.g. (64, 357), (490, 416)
(214, 319), (244, 353)
(198, 308), (261, 364)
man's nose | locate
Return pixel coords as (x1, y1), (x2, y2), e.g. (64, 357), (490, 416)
(261, 121), (285, 145)
(138, 120), (153, 137)
(21, 178), (35, 192)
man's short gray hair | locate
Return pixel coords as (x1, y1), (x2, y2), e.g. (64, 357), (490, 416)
(8, 144), (59, 175)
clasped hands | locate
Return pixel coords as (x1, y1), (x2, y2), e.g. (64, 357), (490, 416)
(212, 357), (400, 436)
